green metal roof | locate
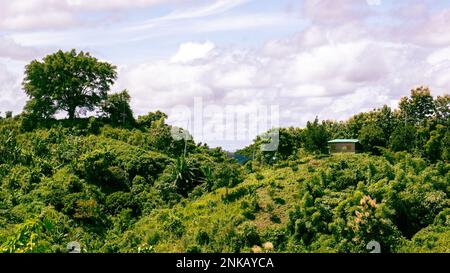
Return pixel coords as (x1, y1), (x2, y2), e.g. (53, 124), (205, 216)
(328, 139), (359, 143)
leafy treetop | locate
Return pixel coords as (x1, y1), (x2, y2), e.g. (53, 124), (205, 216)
(23, 49), (117, 120)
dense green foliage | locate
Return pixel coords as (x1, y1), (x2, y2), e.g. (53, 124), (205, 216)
(0, 114), (243, 252)
(100, 90), (134, 126)
(0, 50), (448, 253)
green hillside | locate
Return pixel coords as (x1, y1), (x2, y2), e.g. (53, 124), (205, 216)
(0, 50), (448, 253)
(104, 153), (450, 253)
(0, 115), (448, 253)
(0, 116), (243, 252)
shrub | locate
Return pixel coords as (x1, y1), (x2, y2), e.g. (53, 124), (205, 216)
(237, 222), (260, 248)
(105, 192), (137, 215)
(196, 230), (210, 245)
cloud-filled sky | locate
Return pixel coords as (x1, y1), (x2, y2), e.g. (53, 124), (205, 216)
(1, 0), (450, 150)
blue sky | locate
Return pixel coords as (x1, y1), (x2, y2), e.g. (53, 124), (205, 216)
(1, 0), (450, 150)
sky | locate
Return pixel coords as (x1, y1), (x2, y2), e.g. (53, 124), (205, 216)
(1, 0), (450, 150)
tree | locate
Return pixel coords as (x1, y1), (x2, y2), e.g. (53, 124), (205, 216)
(23, 49), (117, 120)
(137, 111), (167, 128)
(168, 157), (201, 197)
(322, 120), (349, 139)
(346, 112), (369, 138)
(434, 94), (450, 124)
(371, 105), (395, 137)
(399, 87), (434, 125)
(275, 128), (302, 160)
(303, 117), (329, 154)
(424, 125), (450, 162)
(389, 123), (416, 152)
(101, 90), (135, 126)
(359, 123), (386, 154)
(23, 97), (55, 121)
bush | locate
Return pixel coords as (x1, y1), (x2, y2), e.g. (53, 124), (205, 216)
(196, 230), (210, 245)
(105, 192), (137, 215)
(237, 222), (260, 248)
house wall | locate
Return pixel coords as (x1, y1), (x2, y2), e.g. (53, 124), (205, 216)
(329, 143), (356, 154)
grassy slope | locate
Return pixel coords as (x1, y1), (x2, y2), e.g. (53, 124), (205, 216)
(121, 154), (361, 252)
(117, 152), (449, 253)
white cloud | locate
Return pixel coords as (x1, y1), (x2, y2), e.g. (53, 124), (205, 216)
(0, 63), (26, 115)
(322, 86), (390, 120)
(0, 0), (78, 30)
(413, 9), (450, 46)
(427, 47), (450, 65)
(302, 0), (371, 25)
(115, 23), (450, 150)
(0, 36), (42, 60)
(170, 41), (215, 63)
(212, 66), (257, 89)
(118, 61), (211, 112)
(280, 85), (327, 98)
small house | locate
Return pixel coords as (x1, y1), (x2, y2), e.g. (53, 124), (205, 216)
(328, 139), (360, 154)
